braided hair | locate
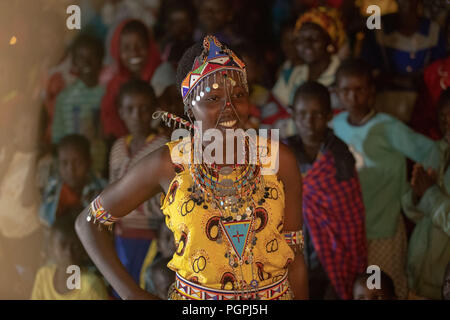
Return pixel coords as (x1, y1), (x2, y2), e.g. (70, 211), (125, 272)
(175, 42), (204, 94)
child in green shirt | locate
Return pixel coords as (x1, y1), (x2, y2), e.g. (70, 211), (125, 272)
(402, 89), (450, 299)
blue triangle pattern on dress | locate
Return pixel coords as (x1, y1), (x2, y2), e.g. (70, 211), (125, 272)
(221, 220), (251, 259)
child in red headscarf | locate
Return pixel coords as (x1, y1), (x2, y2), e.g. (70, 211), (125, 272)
(100, 19), (161, 140)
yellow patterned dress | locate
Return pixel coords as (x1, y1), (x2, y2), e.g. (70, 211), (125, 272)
(161, 138), (295, 300)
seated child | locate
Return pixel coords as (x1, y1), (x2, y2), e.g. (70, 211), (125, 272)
(332, 59), (440, 299)
(150, 257), (175, 300)
(285, 81), (367, 300)
(353, 270), (397, 300)
(51, 34), (107, 175)
(144, 223), (176, 298)
(402, 89), (450, 300)
(31, 213), (108, 300)
(109, 79), (168, 298)
(39, 134), (106, 227)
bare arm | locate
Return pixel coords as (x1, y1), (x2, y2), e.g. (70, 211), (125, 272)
(75, 146), (174, 300)
(278, 143), (309, 300)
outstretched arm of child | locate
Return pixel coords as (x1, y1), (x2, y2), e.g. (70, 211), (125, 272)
(75, 146), (174, 300)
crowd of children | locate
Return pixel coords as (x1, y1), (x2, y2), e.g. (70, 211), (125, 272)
(4, 0), (449, 300)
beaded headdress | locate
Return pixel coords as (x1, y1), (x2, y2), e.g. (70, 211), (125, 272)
(180, 35), (248, 105)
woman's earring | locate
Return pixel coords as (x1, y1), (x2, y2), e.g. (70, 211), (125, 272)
(186, 109), (194, 124)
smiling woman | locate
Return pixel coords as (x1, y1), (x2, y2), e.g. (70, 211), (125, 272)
(76, 35), (308, 300)
(272, 6), (346, 125)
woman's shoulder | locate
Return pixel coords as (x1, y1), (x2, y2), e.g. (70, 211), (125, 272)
(278, 141), (298, 167)
(263, 138), (298, 180)
(137, 142), (176, 184)
(165, 137), (193, 166)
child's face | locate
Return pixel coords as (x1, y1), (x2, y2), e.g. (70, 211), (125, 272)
(120, 32), (149, 75)
(50, 231), (71, 265)
(438, 102), (450, 144)
(119, 93), (153, 136)
(293, 95), (331, 146)
(198, 0), (232, 33)
(296, 23), (330, 64)
(169, 10), (193, 40)
(336, 74), (373, 114)
(58, 146), (90, 191)
(353, 280), (393, 300)
(73, 45), (102, 83)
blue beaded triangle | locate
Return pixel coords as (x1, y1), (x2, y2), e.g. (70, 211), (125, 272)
(221, 220), (251, 259)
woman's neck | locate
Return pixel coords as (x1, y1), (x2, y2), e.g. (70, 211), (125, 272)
(199, 137), (250, 166)
(308, 56), (331, 82)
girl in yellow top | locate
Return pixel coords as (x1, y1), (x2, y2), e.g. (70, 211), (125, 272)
(31, 213), (108, 300)
(75, 36), (308, 300)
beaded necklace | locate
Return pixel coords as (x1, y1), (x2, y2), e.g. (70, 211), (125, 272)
(188, 135), (268, 299)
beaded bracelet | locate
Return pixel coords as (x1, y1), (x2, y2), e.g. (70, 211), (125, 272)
(86, 196), (118, 230)
(283, 230), (304, 254)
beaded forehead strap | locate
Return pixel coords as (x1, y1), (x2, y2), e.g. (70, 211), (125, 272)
(180, 35), (247, 104)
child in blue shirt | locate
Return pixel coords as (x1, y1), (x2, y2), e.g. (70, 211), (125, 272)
(40, 135), (106, 228)
(332, 59), (439, 299)
(52, 34), (107, 176)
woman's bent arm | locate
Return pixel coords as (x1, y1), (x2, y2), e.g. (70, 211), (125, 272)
(75, 147), (174, 300)
(278, 143), (309, 300)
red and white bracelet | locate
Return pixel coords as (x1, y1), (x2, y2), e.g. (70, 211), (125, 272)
(86, 196), (118, 229)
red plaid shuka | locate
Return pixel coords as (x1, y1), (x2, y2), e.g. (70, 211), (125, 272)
(302, 147), (367, 300)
